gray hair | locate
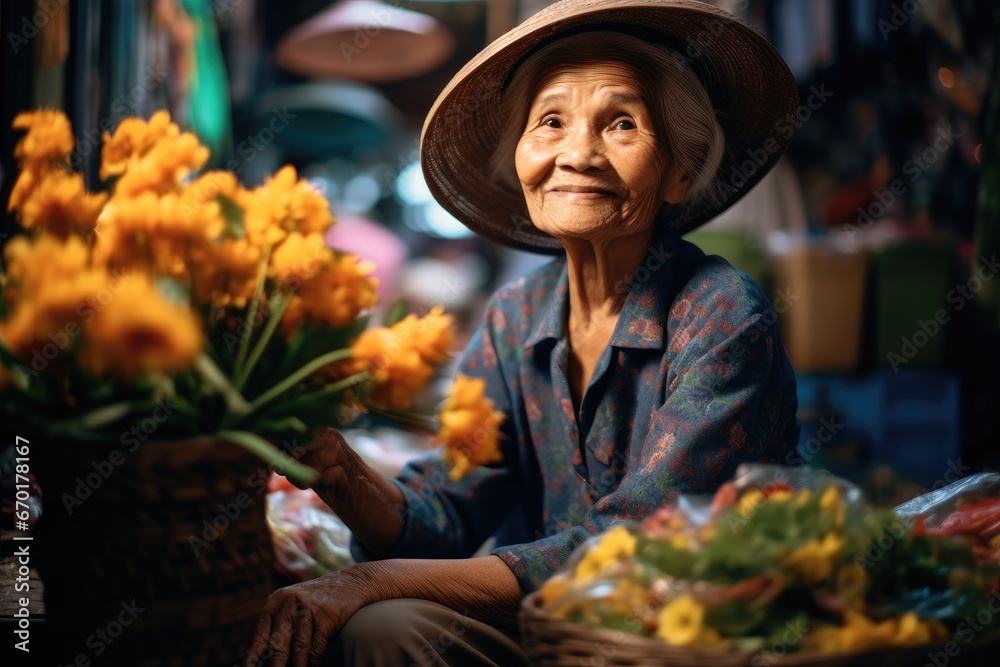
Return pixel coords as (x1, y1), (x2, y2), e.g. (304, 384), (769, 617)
(490, 31), (725, 212)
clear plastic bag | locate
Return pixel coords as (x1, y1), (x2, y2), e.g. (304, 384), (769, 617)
(266, 475), (354, 581)
(894, 472), (1000, 563)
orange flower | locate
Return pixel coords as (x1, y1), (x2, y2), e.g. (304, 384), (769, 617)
(351, 327), (434, 410)
(350, 307), (454, 410)
(113, 131), (209, 197)
(12, 109), (75, 170)
(0, 236), (110, 361)
(243, 165), (335, 247)
(191, 238), (263, 309)
(269, 232), (330, 286)
(99, 110), (179, 179)
(438, 374), (504, 480)
(297, 253), (378, 329)
(12, 170), (107, 239)
(79, 275), (203, 380)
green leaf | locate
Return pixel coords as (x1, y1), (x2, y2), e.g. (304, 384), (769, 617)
(219, 194), (246, 239)
(234, 291), (290, 391)
(245, 348), (354, 414)
(216, 429), (318, 488)
(80, 401), (145, 429)
(194, 353), (251, 415)
(384, 300), (409, 327)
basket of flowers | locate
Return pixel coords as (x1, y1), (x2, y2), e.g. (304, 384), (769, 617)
(519, 465), (1000, 667)
(0, 109), (501, 664)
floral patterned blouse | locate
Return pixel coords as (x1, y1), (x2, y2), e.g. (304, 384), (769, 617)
(352, 226), (800, 592)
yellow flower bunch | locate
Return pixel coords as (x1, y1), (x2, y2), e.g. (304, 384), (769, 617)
(2, 107), (461, 490)
(7, 110), (107, 238)
(574, 526), (637, 580)
(0, 235), (202, 379)
(437, 374), (505, 481)
(350, 305), (454, 410)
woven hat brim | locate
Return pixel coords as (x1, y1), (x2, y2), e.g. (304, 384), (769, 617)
(420, 0), (800, 255)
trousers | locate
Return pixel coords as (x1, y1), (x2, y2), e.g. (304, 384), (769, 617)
(322, 598), (529, 667)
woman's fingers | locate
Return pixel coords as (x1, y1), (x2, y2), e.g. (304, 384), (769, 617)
(292, 611), (314, 667)
(268, 597), (299, 667)
(245, 607), (273, 667)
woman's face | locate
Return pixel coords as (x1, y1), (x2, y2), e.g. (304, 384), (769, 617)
(514, 61), (689, 245)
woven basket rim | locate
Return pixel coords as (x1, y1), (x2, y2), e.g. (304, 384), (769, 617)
(520, 589), (999, 666)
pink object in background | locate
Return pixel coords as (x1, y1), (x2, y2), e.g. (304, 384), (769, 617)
(274, 0), (455, 83)
(326, 213), (408, 303)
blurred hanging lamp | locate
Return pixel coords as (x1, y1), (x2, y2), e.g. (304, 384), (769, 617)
(274, 0), (456, 83)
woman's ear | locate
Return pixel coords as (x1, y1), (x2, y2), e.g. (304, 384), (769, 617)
(663, 163), (692, 204)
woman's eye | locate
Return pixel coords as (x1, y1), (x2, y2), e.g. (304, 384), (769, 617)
(543, 117), (561, 128)
(614, 118), (636, 130)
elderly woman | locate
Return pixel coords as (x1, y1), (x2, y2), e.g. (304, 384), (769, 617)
(248, 1), (801, 665)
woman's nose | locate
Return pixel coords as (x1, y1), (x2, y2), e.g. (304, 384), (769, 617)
(554, 129), (608, 172)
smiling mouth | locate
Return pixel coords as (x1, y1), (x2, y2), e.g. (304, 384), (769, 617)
(550, 186), (617, 197)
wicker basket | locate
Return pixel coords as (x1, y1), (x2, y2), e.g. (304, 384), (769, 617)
(32, 437), (274, 666)
(520, 590), (999, 667)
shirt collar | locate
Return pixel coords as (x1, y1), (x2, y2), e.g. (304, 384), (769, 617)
(523, 222), (682, 351)
(525, 259), (569, 349)
(608, 224), (679, 350)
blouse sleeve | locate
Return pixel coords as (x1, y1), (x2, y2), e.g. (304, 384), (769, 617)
(350, 297), (523, 562)
(492, 273), (798, 591)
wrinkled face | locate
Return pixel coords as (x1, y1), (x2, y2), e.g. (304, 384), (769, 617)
(514, 62), (688, 244)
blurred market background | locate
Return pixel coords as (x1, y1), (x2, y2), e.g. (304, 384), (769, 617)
(1, 0), (998, 580)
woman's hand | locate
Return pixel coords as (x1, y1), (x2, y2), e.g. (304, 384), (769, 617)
(293, 427), (406, 558)
(245, 566), (375, 667)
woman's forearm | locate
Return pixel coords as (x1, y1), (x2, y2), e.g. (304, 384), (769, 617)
(355, 556), (524, 626)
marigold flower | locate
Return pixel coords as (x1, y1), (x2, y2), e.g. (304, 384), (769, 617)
(298, 254), (378, 329)
(79, 276), (203, 380)
(12, 109), (75, 169)
(13, 170), (107, 239)
(351, 328), (434, 410)
(269, 232), (330, 286)
(394, 305), (454, 366)
(99, 110), (179, 180)
(350, 307), (453, 410)
(0, 236), (112, 360)
(191, 238), (263, 309)
(112, 130), (210, 198)
(438, 374), (504, 480)
(656, 594), (705, 646)
(575, 526), (636, 580)
(243, 165), (335, 247)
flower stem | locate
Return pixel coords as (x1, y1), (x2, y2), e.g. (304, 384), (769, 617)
(246, 348), (354, 413)
(216, 429), (318, 488)
(232, 248), (271, 385)
(234, 291), (289, 391)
